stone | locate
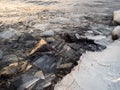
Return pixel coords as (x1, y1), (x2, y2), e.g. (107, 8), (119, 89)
(40, 30), (55, 37)
(112, 26), (120, 40)
(33, 55), (55, 74)
(0, 50), (3, 59)
(113, 10), (120, 24)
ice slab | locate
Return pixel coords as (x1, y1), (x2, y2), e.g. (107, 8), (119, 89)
(55, 40), (120, 90)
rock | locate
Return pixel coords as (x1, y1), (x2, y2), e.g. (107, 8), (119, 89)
(40, 30), (55, 37)
(14, 74), (40, 90)
(32, 23), (49, 31)
(0, 50), (3, 59)
(112, 26), (120, 40)
(113, 10), (120, 24)
(34, 70), (45, 79)
(33, 55), (55, 74)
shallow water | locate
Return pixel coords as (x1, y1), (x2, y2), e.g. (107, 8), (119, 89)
(0, 0), (120, 23)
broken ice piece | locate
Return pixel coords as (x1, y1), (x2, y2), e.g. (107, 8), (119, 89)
(0, 54), (18, 66)
(58, 63), (73, 69)
(0, 50), (3, 59)
(33, 74), (56, 89)
(75, 33), (80, 39)
(14, 74), (40, 90)
(34, 70), (45, 79)
(0, 61), (32, 75)
(112, 26), (120, 40)
(19, 61), (32, 72)
(29, 39), (47, 55)
(33, 55), (55, 74)
(32, 23), (48, 31)
(0, 62), (18, 75)
(86, 35), (106, 40)
(75, 33), (87, 40)
(56, 58), (63, 69)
